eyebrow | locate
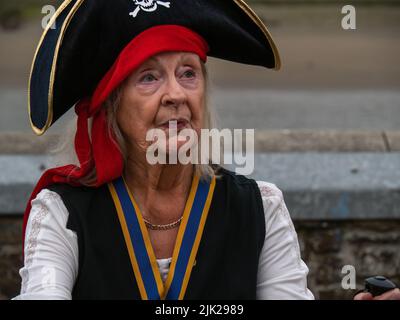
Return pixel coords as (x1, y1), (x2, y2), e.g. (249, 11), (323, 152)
(138, 67), (155, 74)
(137, 59), (158, 74)
(138, 53), (199, 73)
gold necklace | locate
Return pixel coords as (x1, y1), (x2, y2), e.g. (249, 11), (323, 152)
(142, 216), (183, 231)
(122, 175), (184, 231)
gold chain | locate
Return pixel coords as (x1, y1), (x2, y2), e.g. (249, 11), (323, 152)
(142, 216), (183, 231)
(123, 176), (183, 231)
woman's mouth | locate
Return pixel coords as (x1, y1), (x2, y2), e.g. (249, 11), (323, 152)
(159, 119), (189, 131)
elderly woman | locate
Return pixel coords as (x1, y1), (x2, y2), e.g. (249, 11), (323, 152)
(17, 0), (313, 300)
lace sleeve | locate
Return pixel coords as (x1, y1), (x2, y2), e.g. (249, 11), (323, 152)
(255, 181), (314, 300)
(13, 189), (79, 300)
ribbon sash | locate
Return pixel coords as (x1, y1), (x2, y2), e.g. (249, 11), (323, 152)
(108, 174), (216, 300)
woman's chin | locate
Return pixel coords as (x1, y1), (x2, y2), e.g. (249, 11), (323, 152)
(152, 139), (197, 164)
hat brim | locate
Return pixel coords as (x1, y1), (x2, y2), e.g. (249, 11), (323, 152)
(29, 0), (281, 135)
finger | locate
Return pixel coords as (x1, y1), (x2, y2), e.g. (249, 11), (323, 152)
(374, 288), (400, 300)
(354, 292), (373, 300)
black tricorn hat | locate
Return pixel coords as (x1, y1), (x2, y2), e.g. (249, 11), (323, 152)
(29, 0), (281, 135)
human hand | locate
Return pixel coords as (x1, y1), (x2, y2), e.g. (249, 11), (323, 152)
(354, 288), (400, 300)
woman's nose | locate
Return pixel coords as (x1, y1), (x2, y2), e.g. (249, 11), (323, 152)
(161, 76), (186, 107)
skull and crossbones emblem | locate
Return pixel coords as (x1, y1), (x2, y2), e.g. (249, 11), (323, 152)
(129, 0), (171, 18)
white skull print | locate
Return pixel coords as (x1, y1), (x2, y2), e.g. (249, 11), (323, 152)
(129, 0), (171, 18)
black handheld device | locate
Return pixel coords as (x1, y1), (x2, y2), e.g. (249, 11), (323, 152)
(364, 276), (397, 297)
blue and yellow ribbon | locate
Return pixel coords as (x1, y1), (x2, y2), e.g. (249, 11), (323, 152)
(108, 174), (216, 300)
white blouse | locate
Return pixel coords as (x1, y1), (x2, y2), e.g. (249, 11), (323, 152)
(14, 181), (314, 300)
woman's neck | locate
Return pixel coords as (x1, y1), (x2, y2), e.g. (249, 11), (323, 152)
(123, 153), (194, 222)
(124, 156), (193, 191)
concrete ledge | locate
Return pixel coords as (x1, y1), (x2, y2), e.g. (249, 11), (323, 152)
(386, 131), (400, 152)
(1, 153), (399, 219)
(229, 152), (400, 219)
(0, 131), (399, 154)
(0, 132), (59, 154)
(254, 130), (394, 152)
(250, 153), (400, 219)
(0, 155), (52, 214)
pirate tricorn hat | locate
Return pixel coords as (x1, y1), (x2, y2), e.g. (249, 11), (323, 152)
(28, 0), (281, 135)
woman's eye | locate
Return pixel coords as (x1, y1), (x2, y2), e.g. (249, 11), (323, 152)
(182, 69), (196, 79)
(139, 74), (157, 83)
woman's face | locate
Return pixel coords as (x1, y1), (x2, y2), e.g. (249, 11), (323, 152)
(117, 51), (205, 157)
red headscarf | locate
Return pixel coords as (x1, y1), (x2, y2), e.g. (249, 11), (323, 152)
(22, 25), (209, 251)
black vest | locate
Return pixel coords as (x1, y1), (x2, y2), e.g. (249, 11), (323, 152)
(48, 168), (265, 300)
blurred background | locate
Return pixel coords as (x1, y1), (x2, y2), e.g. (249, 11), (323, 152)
(0, 0), (399, 299)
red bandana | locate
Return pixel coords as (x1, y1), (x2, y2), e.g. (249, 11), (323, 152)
(22, 25), (209, 252)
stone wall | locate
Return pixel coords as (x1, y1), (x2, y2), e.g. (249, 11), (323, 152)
(295, 220), (400, 299)
(0, 216), (22, 300)
(1, 216), (399, 300)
